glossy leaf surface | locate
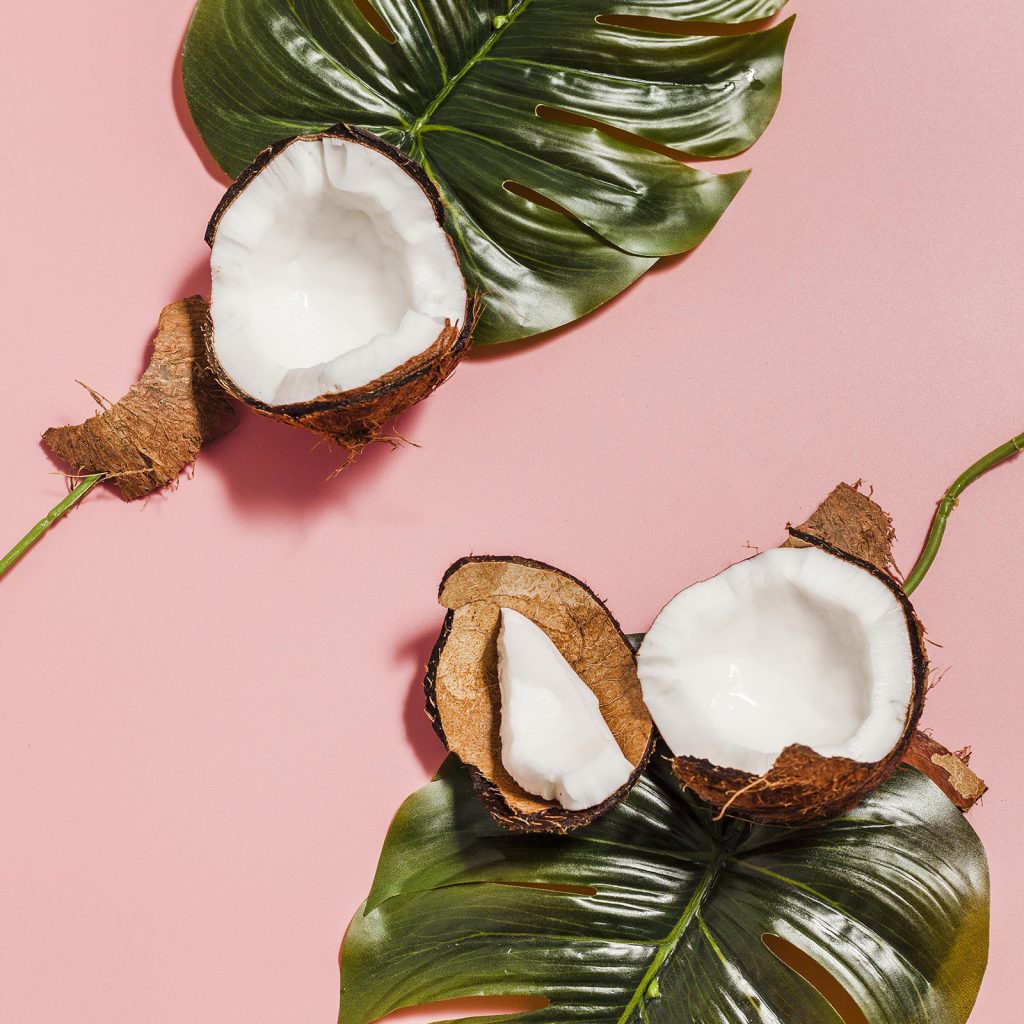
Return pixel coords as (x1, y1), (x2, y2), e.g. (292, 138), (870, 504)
(183, 0), (793, 342)
(341, 756), (988, 1023)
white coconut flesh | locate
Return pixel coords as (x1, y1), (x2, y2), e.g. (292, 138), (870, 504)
(637, 547), (915, 776)
(210, 136), (467, 407)
(497, 608), (634, 811)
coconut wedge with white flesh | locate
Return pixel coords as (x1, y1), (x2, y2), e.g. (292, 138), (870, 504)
(497, 608), (634, 811)
(425, 556), (654, 833)
(206, 124), (475, 448)
(638, 488), (928, 825)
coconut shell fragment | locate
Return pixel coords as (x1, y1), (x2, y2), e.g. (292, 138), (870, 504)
(784, 481), (898, 577)
(425, 556), (654, 833)
(43, 297), (234, 500)
(902, 730), (987, 812)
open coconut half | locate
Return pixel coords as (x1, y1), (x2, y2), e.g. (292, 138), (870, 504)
(206, 124), (475, 447)
(638, 505), (926, 824)
(425, 556), (654, 832)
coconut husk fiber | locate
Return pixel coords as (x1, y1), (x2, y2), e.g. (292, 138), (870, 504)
(43, 297), (234, 500)
(783, 481), (898, 577)
(425, 555), (654, 833)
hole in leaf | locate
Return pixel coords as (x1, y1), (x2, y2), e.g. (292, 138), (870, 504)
(502, 180), (575, 217)
(595, 14), (779, 37)
(536, 105), (704, 164)
(376, 995), (549, 1022)
(500, 181), (624, 251)
(353, 0), (397, 43)
(500, 880), (598, 896)
(762, 934), (868, 1024)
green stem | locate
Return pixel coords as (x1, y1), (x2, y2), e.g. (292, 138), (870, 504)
(0, 473), (104, 581)
(903, 431), (1024, 595)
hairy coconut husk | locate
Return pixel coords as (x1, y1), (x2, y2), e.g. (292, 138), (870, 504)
(42, 297), (235, 500)
(671, 488), (928, 826)
(902, 730), (987, 812)
(205, 124), (477, 451)
(425, 556), (654, 833)
(783, 481), (898, 577)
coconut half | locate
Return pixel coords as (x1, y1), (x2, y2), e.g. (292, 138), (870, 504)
(206, 124), (474, 447)
(638, 520), (926, 825)
(425, 556), (654, 833)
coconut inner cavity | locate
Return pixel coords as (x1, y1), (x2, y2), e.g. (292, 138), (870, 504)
(497, 608), (633, 811)
(210, 135), (467, 406)
(637, 546), (914, 776)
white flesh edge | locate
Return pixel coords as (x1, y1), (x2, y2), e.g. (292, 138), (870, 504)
(637, 546), (914, 776)
(497, 608), (634, 811)
(210, 136), (467, 406)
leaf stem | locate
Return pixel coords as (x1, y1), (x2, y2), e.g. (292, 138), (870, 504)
(903, 431), (1024, 595)
(0, 473), (104, 581)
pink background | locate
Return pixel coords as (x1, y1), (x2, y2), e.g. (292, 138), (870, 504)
(2, 3), (1022, 1021)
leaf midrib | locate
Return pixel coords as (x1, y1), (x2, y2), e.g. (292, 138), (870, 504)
(616, 856), (723, 1024)
(408, 0), (536, 138)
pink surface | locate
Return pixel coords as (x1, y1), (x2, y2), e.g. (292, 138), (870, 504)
(1, 3), (1023, 1021)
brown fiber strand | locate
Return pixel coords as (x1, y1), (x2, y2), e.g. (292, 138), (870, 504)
(783, 481), (899, 578)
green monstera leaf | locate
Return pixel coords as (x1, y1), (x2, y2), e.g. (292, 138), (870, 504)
(182, 1), (793, 343)
(340, 754), (989, 1024)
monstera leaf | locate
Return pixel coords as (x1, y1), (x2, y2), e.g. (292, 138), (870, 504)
(340, 754), (988, 1024)
(182, 0), (793, 343)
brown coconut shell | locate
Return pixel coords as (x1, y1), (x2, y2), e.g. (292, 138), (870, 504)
(901, 730), (987, 812)
(783, 481), (898, 577)
(424, 556), (655, 833)
(671, 489), (928, 826)
(204, 124), (477, 450)
(43, 297), (235, 500)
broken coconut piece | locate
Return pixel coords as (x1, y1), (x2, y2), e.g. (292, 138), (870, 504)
(783, 481), (898, 576)
(497, 607), (634, 811)
(43, 297), (235, 500)
(638, 535), (927, 824)
(206, 124), (475, 449)
(902, 730), (987, 812)
(425, 556), (654, 833)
